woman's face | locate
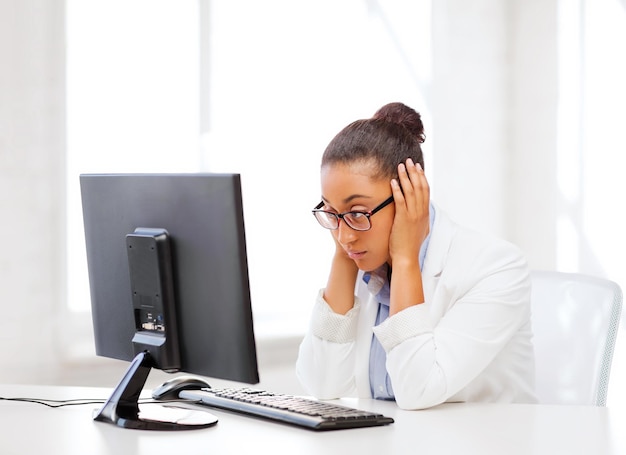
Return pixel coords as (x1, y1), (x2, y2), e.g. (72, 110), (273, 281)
(320, 161), (395, 272)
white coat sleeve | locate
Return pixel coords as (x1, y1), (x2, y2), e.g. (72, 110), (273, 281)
(295, 290), (362, 400)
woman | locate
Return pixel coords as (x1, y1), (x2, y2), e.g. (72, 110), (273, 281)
(296, 102), (536, 410)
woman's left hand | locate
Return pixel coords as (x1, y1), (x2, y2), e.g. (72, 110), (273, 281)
(389, 158), (430, 267)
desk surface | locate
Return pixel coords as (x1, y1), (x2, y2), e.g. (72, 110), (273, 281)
(1, 384), (625, 455)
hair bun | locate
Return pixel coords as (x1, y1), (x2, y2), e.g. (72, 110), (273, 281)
(373, 102), (426, 144)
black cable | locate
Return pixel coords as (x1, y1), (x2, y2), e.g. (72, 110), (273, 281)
(0, 396), (199, 408)
(0, 396), (107, 408)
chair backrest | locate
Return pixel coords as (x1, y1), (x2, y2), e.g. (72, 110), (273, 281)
(530, 270), (623, 406)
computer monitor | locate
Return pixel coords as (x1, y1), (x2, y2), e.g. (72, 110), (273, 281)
(80, 173), (259, 430)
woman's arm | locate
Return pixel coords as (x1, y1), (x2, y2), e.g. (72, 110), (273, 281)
(377, 241), (532, 410)
(296, 232), (360, 398)
(295, 292), (361, 399)
(323, 238), (359, 315)
(388, 158), (430, 315)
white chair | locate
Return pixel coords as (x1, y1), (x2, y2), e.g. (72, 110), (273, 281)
(530, 270), (623, 406)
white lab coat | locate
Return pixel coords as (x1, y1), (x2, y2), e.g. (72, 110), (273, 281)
(296, 205), (536, 410)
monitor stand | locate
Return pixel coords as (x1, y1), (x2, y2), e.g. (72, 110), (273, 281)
(93, 351), (218, 430)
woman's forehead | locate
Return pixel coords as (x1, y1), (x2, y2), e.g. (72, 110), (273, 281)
(321, 159), (379, 180)
(320, 162), (389, 204)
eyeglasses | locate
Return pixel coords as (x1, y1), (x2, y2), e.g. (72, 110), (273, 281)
(312, 196), (394, 231)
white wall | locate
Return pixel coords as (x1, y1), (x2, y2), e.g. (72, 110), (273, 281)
(0, 0), (68, 380)
(431, 0), (511, 237)
(431, 0), (559, 272)
(508, 1), (560, 271)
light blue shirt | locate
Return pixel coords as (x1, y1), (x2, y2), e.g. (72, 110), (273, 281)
(363, 203), (436, 400)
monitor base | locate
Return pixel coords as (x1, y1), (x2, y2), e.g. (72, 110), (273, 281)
(93, 351), (218, 430)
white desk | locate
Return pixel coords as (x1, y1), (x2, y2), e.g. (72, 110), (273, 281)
(1, 384), (625, 455)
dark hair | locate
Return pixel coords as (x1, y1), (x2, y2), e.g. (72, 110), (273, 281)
(321, 102), (426, 180)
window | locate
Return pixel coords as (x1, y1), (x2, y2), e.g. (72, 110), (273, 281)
(66, 1), (432, 344)
(66, 0), (201, 321)
(556, 0), (626, 406)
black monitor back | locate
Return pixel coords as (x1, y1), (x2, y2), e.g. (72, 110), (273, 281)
(80, 173), (259, 384)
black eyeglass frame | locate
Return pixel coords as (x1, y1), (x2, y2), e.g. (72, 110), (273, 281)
(312, 195), (394, 231)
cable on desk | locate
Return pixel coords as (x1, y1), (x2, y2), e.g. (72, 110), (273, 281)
(0, 396), (195, 408)
(0, 396), (106, 407)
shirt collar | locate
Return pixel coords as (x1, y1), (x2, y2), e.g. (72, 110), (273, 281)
(363, 263), (388, 296)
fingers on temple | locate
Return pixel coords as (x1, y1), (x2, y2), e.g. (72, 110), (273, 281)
(391, 176), (405, 202)
(394, 158), (430, 208)
(398, 159), (424, 194)
(405, 158), (429, 197)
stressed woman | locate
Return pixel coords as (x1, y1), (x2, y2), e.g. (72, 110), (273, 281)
(296, 102), (536, 410)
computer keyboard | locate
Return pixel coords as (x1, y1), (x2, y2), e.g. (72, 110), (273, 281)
(178, 387), (394, 431)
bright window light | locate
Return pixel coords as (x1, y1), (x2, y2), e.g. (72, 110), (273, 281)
(66, 1), (433, 339)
